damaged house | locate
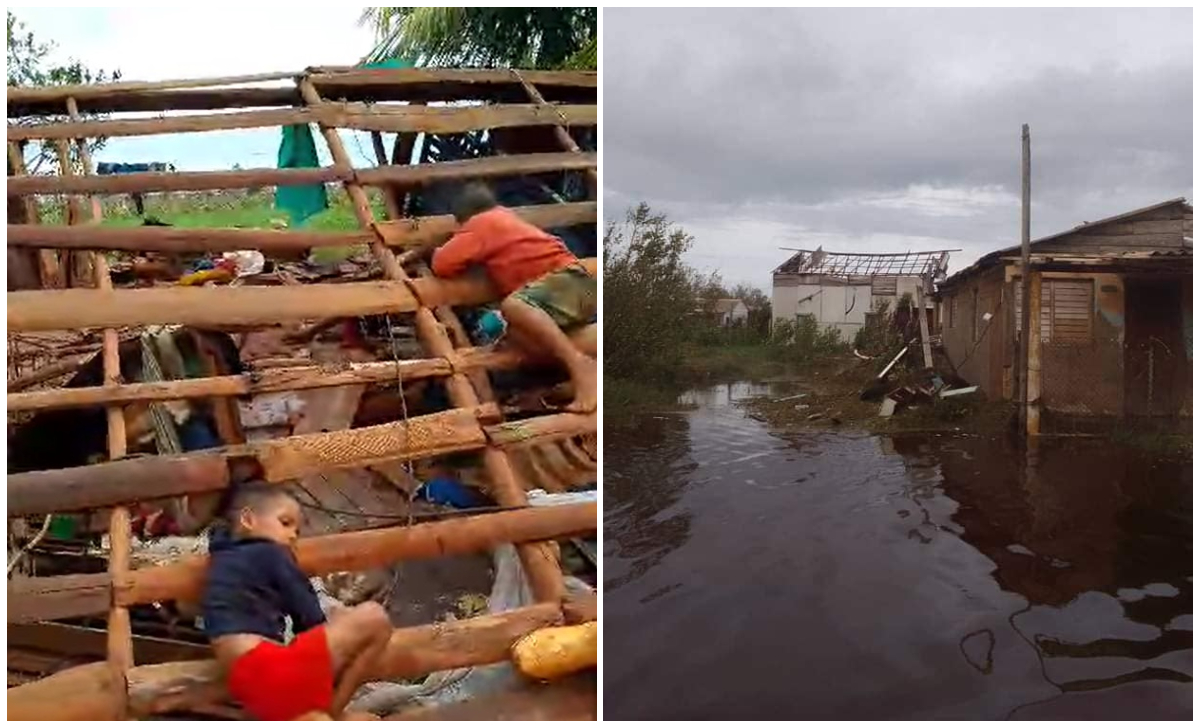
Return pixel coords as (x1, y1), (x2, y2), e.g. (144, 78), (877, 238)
(771, 247), (953, 340)
(936, 197), (1192, 430)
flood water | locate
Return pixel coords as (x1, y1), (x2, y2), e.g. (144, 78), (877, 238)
(604, 382), (1192, 720)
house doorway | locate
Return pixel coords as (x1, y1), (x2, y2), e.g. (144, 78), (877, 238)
(1124, 277), (1187, 418)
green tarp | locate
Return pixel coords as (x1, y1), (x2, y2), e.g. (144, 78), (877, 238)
(274, 58), (415, 226)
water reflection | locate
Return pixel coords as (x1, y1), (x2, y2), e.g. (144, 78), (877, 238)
(605, 383), (1192, 720)
(603, 411), (697, 592)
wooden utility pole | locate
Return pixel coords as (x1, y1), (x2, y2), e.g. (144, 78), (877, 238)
(1017, 124), (1033, 435)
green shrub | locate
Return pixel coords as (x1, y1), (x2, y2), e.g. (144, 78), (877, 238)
(604, 204), (697, 381)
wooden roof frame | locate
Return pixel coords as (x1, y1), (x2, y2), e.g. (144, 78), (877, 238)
(6, 66), (598, 720)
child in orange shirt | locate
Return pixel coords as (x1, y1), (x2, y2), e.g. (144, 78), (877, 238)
(430, 183), (597, 413)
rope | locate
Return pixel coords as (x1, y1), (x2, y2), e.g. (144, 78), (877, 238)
(7, 514), (52, 575)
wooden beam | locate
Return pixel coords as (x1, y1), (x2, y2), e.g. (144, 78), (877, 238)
(486, 413), (597, 450)
(7, 356), (450, 412)
(5, 659), (123, 720)
(7, 353), (92, 391)
(7, 166), (348, 196)
(125, 502), (596, 606)
(8, 504), (594, 623)
(8, 573), (111, 624)
(330, 103), (596, 136)
(7, 68), (592, 108)
(8, 622), (209, 665)
(7, 599), (572, 720)
(63, 92), (137, 708)
(8, 404), (590, 517)
(9, 103), (596, 142)
(8, 108), (319, 141)
(377, 201), (596, 251)
(8, 280), (422, 332)
(309, 68), (596, 92)
(5, 332), (594, 413)
(7, 223), (371, 253)
(298, 75), (568, 605)
(6, 70), (301, 105)
(9, 451), (231, 519)
(6, 152), (595, 197)
(513, 72), (597, 198)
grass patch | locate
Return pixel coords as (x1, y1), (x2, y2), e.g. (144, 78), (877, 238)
(1108, 425), (1192, 458)
(678, 342), (794, 383)
(605, 376), (694, 422)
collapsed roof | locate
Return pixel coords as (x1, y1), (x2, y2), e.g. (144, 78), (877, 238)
(773, 246), (953, 280)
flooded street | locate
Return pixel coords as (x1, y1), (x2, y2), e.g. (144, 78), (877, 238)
(604, 382), (1192, 720)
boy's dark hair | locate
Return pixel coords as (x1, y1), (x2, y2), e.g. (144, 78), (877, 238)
(452, 182), (498, 224)
(220, 481), (296, 525)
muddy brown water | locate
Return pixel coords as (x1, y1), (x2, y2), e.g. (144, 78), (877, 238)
(604, 382), (1192, 720)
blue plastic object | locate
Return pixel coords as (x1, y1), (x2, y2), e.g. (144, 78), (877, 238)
(417, 476), (491, 509)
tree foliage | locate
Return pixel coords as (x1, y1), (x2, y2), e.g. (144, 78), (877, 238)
(604, 204), (697, 380)
(7, 11), (120, 174)
(359, 7), (596, 70)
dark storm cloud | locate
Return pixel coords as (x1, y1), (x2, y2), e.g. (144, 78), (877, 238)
(603, 8), (1192, 285)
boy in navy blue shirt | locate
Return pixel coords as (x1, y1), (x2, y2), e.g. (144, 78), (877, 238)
(201, 483), (391, 720)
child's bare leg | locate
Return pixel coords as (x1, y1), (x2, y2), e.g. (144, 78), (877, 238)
(322, 602), (393, 718)
(500, 297), (596, 413)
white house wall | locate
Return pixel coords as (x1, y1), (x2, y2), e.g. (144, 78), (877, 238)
(772, 280), (872, 340)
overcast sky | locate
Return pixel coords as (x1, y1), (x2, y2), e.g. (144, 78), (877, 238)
(11, 7), (379, 169)
(604, 8), (1193, 290)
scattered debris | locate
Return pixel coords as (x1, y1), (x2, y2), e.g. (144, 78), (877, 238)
(940, 386), (979, 398)
(877, 342), (912, 380)
(774, 393), (809, 403)
(879, 398), (898, 418)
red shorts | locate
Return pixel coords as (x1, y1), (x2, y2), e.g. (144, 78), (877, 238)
(227, 626), (334, 720)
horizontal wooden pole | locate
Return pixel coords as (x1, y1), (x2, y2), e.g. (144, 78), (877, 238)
(7, 353), (93, 391)
(9, 451), (232, 520)
(7, 355), (451, 412)
(8, 107), (317, 141)
(354, 151), (596, 189)
(8, 622), (210, 665)
(255, 404), (492, 482)
(330, 103), (596, 136)
(9, 103), (596, 142)
(8, 404), (500, 517)
(6, 70), (301, 105)
(6, 151), (595, 197)
(7, 223), (372, 253)
(7, 403), (602, 517)
(7, 165), (348, 196)
(8, 280), (418, 332)
(9, 572), (112, 625)
(8, 68), (594, 108)
(8, 330), (599, 412)
(8, 257), (594, 332)
(309, 68), (596, 92)
(8, 599), (579, 720)
(125, 502), (596, 606)
(7, 503), (593, 625)
(377, 202), (597, 251)
(486, 413), (597, 450)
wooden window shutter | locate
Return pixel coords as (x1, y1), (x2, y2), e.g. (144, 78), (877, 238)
(1044, 279), (1093, 343)
(1015, 278), (1093, 342)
